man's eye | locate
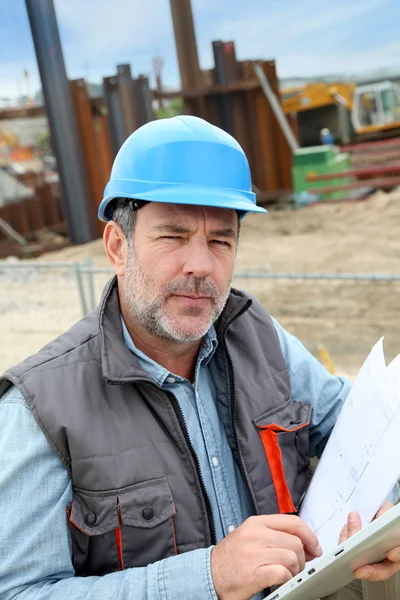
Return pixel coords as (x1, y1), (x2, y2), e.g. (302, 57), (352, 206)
(211, 240), (230, 247)
(162, 236), (181, 240)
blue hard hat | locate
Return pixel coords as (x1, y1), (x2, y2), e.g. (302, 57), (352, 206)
(98, 115), (267, 221)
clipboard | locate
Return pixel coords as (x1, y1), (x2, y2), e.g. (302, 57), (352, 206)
(264, 502), (400, 600)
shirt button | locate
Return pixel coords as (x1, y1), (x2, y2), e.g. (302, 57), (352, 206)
(228, 525), (235, 533)
(166, 376), (176, 384)
(212, 456), (219, 467)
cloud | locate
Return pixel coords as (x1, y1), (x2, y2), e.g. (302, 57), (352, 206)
(2, 0), (399, 99)
(278, 37), (400, 79)
(54, 0), (175, 73)
(212, 0), (392, 58)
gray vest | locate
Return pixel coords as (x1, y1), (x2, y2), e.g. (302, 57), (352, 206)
(0, 278), (311, 577)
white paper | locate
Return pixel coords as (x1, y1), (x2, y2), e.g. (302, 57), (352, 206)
(299, 338), (400, 554)
(388, 354), (400, 390)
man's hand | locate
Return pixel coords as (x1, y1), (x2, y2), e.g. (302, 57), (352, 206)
(339, 501), (400, 581)
(210, 514), (322, 600)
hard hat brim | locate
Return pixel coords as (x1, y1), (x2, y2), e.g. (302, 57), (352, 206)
(98, 180), (267, 222)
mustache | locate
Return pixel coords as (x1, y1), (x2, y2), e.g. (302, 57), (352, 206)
(163, 278), (220, 299)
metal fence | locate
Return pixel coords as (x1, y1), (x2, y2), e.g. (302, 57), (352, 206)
(1, 259), (95, 373)
(2, 260), (400, 599)
(2, 258), (400, 375)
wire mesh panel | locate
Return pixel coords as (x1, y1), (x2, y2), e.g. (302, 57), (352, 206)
(2, 261), (400, 382)
(0, 261), (87, 373)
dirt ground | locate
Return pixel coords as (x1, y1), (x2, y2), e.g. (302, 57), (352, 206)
(1, 190), (400, 376)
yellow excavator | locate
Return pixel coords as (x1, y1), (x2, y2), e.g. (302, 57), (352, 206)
(281, 80), (400, 145)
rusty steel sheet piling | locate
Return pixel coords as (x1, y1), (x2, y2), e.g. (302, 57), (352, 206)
(117, 64), (141, 137)
(212, 41), (235, 136)
(70, 79), (105, 237)
(169, 0), (206, 118)
(103, 76), (127, 155)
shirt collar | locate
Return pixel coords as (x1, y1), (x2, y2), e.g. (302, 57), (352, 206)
(120, 316), (218, 386)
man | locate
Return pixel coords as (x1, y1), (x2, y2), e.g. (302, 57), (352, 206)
(0, 116), (399, 600)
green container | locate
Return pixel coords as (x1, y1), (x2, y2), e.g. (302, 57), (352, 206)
(292, 146), (353, 201)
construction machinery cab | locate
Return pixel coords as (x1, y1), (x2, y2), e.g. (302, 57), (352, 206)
(352, 81), (400, 134)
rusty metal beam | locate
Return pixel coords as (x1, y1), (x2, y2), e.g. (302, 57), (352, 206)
(169, 0), (206, 118)
(25, 0), (95, 244)
(341, 137), (400, 153)
(24, 196), (46, 232)
(212, 41), (234, 135)
(134, 75), (154, 127)
(263, 61), (294, 190)
(254, 63), (298, 154)
(307, 163), (400, 181)
(213, 42), (253, 168)
(153, 78), (261, 101)
(351, 149), (400, 162)
(39, 182), (63, 226)
(307, 176), (400, 194)
(253, 63), (280, 191)
(242, 61), (264, 189)
(169, 0), (202, 90)
(70, 79), (104, 237)
(103, 76), (126, 155)
(93, 114), (114, 188)
(0, 105), (46, 120)
(117, 64), (140, 137)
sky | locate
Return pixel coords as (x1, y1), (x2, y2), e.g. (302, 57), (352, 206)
(1, 0), (400, 101)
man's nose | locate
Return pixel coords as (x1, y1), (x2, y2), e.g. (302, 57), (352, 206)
(182, 240), (212, 279)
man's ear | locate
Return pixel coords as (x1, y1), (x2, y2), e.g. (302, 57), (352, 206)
(103, 221), (129, 276)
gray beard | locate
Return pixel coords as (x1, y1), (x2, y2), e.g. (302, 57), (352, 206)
(123, 250), (231, 344)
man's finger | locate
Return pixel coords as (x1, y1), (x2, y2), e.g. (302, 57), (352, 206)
(387, 546), (400, 562)
(375, 500), (394, 520)
(338, 522), (348, 545)
(346, 511), (361, 538)
(261, 515), (322, 557)
(258, 529), (307, 572)
(256, 564), (293, 588)
(355, 559), (400, 581)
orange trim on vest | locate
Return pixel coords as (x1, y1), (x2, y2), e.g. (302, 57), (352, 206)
(116, 502), (125, 570)
(68, 501), (94, 536)
(258, 421), (310, 514)
(259, 429), (296, 513)
(171, 517), (178, 555)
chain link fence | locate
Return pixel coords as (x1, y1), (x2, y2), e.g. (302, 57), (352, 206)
(2, 259), (400, 376)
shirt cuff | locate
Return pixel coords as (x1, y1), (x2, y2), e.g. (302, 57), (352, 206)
(157, 547), (217, 600)
(387, 482), (400, 505)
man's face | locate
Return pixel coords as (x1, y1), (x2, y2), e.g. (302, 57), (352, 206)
(122, 202), (238, 344)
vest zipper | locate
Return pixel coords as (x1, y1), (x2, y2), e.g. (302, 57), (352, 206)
(107, 298), (254, 543)
(167, 391), (217, 546)
(108, 378), (216, 546)
(223, 301), (258, 518)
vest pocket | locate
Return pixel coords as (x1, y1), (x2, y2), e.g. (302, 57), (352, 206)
(67, 477), (177, 575)
(254, 400), (312, 513)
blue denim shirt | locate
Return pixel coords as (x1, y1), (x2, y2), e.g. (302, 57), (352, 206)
(0, 317), (359, 600)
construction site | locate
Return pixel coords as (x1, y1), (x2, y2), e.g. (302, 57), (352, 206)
(2, 3), (400, 600)
(1, 0), (400, 380)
